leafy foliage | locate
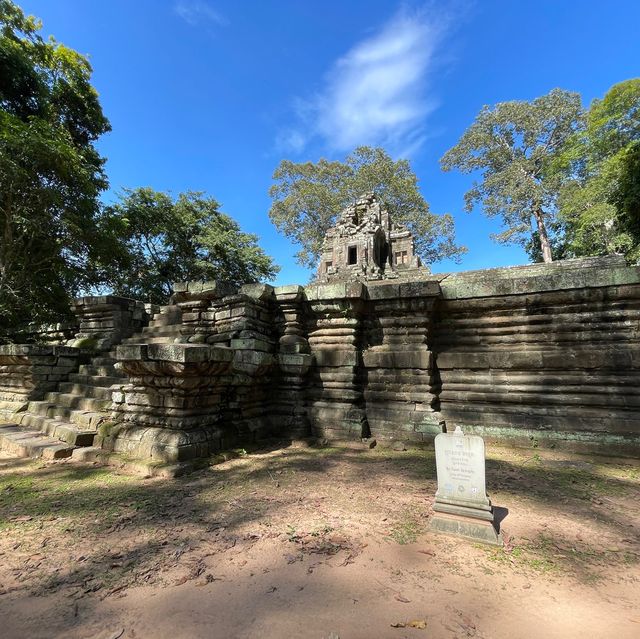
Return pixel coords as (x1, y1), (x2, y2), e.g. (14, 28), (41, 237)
(105, 188), (279, 304)
(0, 1), (278, 331)
(555, 79), (640, 260)
(269, 146), (466, 269)
(0, 0), (111, 330)
(441, 89), (584, 262)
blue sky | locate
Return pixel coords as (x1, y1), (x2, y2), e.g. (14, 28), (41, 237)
(20, 0), (640, 285)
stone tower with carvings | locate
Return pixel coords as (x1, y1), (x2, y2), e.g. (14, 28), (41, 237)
(315, 193), (430, 283)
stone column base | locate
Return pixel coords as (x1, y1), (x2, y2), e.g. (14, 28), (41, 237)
(98, 423), (234, 463)
(429, 511), (502, 546)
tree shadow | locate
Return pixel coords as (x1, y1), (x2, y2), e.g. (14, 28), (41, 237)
(0, 442), (637, 618)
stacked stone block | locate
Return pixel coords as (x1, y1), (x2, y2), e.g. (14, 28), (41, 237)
(434, 256), (640, 455)
(108, 344), (236, 461)
(363, 281), (442, 442)
(1, 322), (79, 346)
(69, 295), (149, 351)
(305, 282), (369, 439)
(270, 286), (313, 438)
(109, 283), (280, 461)
(0, 345), (80, 417)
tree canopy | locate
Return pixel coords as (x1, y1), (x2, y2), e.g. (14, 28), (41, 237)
(441, 89), (584, 262)
(0, 0), (111, 329)
(555, 79), (640, 260)
(105, 188), (279, 304)
(269, 146), (466, 269)
(0, 1), (278, 332)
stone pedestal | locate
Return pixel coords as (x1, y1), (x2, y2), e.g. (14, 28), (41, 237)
(430, 427), (502, 545)
(108, 344), (236, 461)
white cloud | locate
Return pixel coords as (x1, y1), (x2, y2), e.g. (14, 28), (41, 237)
(174, 1), (227, 27)
(278, 7), (447, 157)
(275, 129), (307, 154)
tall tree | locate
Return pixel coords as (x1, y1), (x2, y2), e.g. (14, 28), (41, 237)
(0, 0), (111, 330)
(555, 79), (640, 260)
(106, 188), (279, 304)
(441, 89), (584, 262)
(269, 146), (465, 269)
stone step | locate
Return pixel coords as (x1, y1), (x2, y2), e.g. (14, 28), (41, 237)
(121, 335), (183, 345)
(67, 373), (124, 387)
(78, 364), (118, 377)
(91, 357), (119, 367)
(26, 400), (55, 417)
(140, 326), (184, 336)
(0, 423), (75, 459)
(67, 410), (107, 429)
(57, 382), (114, 399)
(25, 400), (109, 429)
(43, 393), (110, 412)
(47, 406), (106, 429)
(16, 413), (96, 446)
(148, 317), (181, 328)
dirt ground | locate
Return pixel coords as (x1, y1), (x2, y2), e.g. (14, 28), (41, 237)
(0, 440), (638, 639)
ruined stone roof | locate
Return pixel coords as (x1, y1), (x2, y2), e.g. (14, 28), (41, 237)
(314, 192), (430, 283)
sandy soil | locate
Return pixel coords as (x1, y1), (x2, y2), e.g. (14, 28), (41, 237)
(0, 441), (638, 639)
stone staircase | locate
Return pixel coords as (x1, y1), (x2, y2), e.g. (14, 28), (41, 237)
(120, 304), (183, 345)
(0, 304), (184, 460)
(0, 353), (125, 459)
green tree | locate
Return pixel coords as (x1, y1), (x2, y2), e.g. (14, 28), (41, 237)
(555, 79), (640, 260)
(615, 141), (640, 249)
(106, 188), (279, 304)
(441, 89), (584, 262)
(269, 146), (465, 269)
(0, 0), (111, 330)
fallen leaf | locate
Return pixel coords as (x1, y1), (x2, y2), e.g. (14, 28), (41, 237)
(391, 619), (427, 629)
(408, 620), (427, 629)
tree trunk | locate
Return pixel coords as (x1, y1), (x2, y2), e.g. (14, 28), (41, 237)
(533, 208), (553, 263)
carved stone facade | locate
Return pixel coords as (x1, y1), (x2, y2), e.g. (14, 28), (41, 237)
(315, 193), (430, 283)
(0, 202), (639, 466)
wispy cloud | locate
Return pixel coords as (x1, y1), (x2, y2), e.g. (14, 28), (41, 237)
(174, 1), (228, 27)
(277, 7), (449, 157)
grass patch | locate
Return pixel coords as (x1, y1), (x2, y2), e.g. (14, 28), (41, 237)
(389, 514), (422, 545)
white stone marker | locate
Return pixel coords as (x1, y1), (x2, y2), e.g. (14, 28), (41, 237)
(430, 426), (502, 545)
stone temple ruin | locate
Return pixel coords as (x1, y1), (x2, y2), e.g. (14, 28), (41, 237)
(316, 193), (430, 283)
(1, 193), (639, 470)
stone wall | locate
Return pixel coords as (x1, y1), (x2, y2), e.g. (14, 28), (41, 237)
(1, 322), (79, 346)
(433, 256), (640, 456)
(364, 280), (442, 442)
(85, 255), (640, 462)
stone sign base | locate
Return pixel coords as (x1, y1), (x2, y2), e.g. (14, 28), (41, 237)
(430, 511), (502, 546)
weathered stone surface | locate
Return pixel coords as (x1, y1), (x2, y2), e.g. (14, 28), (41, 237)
(0, 345), (80, 415)
(69, 295), (150, 351)
(434, 257), (640, 454)
(7, 208), (640, 466)
(314, 192), (430, 284)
